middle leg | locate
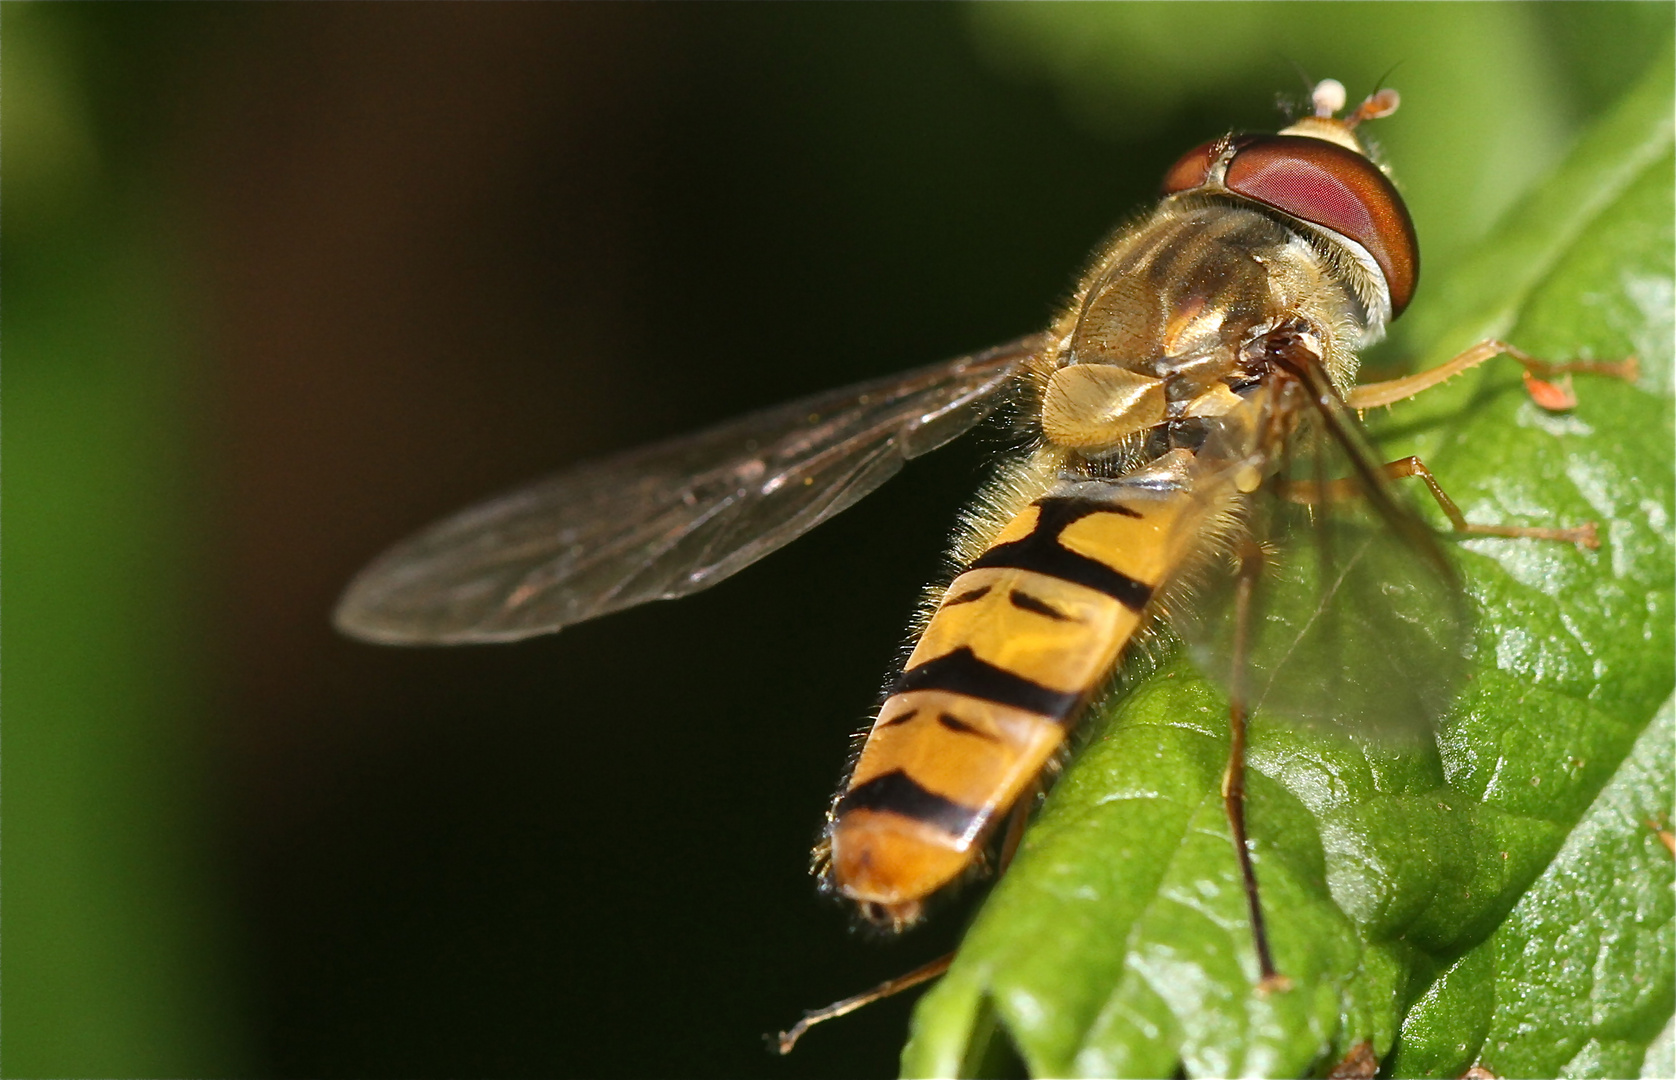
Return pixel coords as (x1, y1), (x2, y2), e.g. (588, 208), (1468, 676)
(1285, 456), (1599, 548)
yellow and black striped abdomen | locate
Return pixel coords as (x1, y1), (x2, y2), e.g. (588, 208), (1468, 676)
(828, 486), (1202, 925)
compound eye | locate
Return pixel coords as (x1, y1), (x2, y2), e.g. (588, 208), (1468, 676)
(1159, 138), (1219, 195)
(1159, 135), (1258, 196)
(1223, 134), (1419, 315)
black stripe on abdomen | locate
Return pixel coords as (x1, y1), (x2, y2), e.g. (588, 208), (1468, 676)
(837, 769), (981, 837)
(889, 646), (1079, 719)
(969, 496), (1154, 610)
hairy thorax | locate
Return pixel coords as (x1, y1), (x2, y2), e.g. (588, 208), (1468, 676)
(1034, 201), (1373, 465)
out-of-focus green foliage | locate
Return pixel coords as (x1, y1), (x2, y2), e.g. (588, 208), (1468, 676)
(3, 7), (247, 1076)
(903, 21), (1673, 1080)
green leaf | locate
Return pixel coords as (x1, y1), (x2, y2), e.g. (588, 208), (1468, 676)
(1392, 697), (1675, 1079)
(902, 40), (1673, 1080)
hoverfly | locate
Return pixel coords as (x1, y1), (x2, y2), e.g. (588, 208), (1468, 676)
(334, 78), (1631, 1049)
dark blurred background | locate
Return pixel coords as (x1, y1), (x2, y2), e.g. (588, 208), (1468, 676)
(5, 4), (1670, 1077)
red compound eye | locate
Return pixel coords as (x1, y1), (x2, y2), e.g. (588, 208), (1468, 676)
(1159, 136), (1264, 196)
(1159, 138), (1221, 195)
(1223, 134), (1418, 316)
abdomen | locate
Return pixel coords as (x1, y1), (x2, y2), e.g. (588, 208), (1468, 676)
(825, 478), (1208, 926)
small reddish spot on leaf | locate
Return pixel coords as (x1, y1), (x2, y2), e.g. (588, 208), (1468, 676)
(1522, 370), (1578, 410)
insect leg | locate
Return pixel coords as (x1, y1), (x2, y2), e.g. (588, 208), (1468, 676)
(1382, 456), (1600, 546)
(1223, 539), (1290, 992)
(771, 953), (954, 1055)
(1285, 457), (1599, 548)
(774, 789), (1041, 1054)
(1346, 339), (1638, 411)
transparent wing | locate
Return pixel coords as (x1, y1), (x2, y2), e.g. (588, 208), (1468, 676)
(335, 335), (1044, 644)
(1177, 374), (1472, 742)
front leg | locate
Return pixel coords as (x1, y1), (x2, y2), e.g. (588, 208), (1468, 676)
(1347, 339), (1638, 411)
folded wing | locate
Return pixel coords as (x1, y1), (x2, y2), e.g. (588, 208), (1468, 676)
(1177, 372), (1472, 742)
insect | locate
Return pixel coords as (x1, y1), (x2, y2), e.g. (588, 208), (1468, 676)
(334, 78), (1633, 1050)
